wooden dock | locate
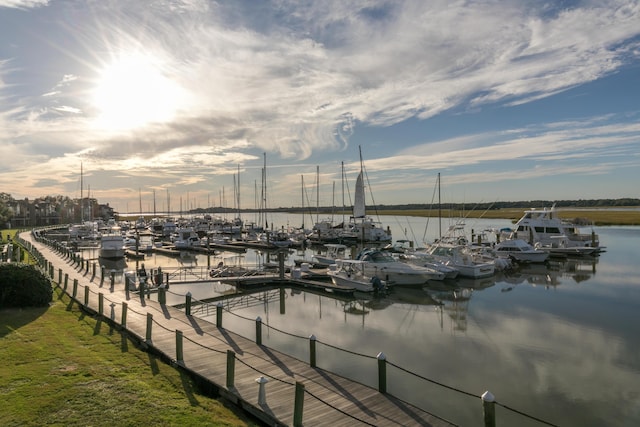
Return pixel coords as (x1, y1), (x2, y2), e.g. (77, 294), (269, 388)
(22, 232), (456, 427)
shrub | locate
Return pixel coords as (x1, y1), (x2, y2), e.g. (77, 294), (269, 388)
(0, 263), (53, 308)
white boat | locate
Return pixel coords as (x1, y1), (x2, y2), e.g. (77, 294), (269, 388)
(427, 243), (495, 279)
(343, 155), (392, 244)
(313, 243), (349, 266)
(384, 240), (459, 280)
(327, 260), (387, 293)
(513, 205), (604, 253)
(356, 248), (445, 285)
(172, 227), (200, 249)
(493, 239), (549, 263)
(99, 228), (125, 259)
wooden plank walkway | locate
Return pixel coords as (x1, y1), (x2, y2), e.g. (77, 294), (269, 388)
(22, 232), (456, 427)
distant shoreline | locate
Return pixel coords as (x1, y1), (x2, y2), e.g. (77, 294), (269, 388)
(117, 206), (640, 226)
(366, 207), (640, 226)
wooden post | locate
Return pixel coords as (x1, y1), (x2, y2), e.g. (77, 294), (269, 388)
(72, 279), (78, 298)
(482, 391), (496, 427)
(226, 350), (235, 388)
(278, 250), (285, 280)
(121, 302), (128, 328)
(145, 313), (153, 343)
(58, 268), (62, 285)
(101, 266), (105, 286)
(92, 262), (96, 279)
(125, 276), (130, 300)
(158, 285), (166, 305)
(216, 302), (223, 328)
(64, 273), (68, 290)
(377, 352), (387, 393)
(84, 285), (89, 306)
(175, 330), (183, 364)
(98, 293), (104, 316)
(255, 316), (263, 346)
(110, 270), (115, 290)
(185, 292), (192, 316)
(293, 381), (305, 427)
(309, 335), (317, 368)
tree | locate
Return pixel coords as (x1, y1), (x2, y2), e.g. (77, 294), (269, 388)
(0, 194), (13, 228)
(0, 263), (53, 308)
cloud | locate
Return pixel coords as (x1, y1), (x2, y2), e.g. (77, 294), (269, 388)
(0, 0), (48, 9)
(1, 0), (640, 204)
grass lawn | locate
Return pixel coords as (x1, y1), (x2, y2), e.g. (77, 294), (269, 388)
(0, 286), (258, 427)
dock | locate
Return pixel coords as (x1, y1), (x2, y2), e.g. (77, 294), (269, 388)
(21, 231), (457, 427)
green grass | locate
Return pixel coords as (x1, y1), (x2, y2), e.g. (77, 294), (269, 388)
(0, 287), (257, 427)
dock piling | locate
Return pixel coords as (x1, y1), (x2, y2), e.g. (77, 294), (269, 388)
(482, 391), (496, 427)
(377, 352), (387, 393)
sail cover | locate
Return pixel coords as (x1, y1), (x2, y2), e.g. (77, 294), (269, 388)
(353, 171), (366, 218)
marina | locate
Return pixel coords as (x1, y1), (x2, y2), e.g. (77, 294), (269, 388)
(22, 211), (639, 426)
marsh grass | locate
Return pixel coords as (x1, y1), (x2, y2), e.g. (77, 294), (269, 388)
(0, 287), (256, 427)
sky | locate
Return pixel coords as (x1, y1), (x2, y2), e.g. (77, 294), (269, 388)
(1, 0), (639, 214)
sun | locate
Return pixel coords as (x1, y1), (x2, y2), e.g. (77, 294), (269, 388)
(91, 52), (189, 130)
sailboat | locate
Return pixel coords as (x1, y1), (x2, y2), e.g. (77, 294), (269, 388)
(340, 148), (392, 244)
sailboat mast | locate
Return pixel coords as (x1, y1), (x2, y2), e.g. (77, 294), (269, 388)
(80, 162), (83, 222)
(438, 172), (442, 240)
(316, 165), (320, 224)
(237, 164), (241, 221)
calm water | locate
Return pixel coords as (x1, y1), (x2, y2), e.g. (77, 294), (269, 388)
(85, 214), (640, 426)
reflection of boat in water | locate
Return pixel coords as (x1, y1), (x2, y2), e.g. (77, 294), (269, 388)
(385, 285), (443, 306)
(423, 283), (473, 333)
(499, 256), (598, 289)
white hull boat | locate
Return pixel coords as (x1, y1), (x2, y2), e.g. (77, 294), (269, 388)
(494, 239), (549, 263)
(327, 260), (387, 293)
(513, 205), (604, 253)
(99, 233), (125, 259)
(357, 249), (446, 285)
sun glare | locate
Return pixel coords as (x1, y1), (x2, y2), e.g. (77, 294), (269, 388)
(92, 53), (188, 130)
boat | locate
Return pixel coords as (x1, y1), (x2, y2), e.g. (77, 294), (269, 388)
(99, 227), (125, 259)
(493, 239), (549, 263)
(341, 148), (392, 244)
(426, 243), (495, 279)
(327, 259), (387, 293)
(171, 227), (200, 249)
(356, 248), (446, 285)
(383, 240), (460, 280)
(313, 243), (349, 266)
(513, 205), (604, 254)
